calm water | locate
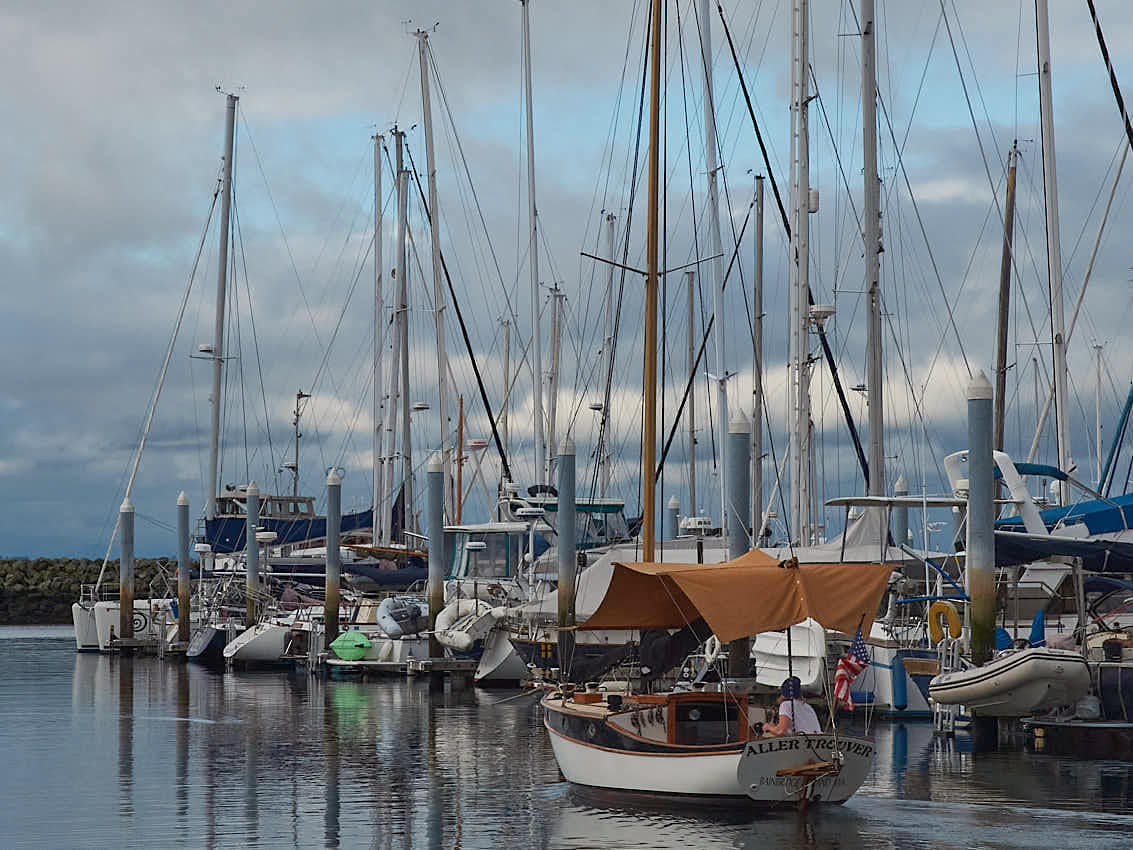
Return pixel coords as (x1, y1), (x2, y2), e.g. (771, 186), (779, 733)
(2, 626), (1132, 849)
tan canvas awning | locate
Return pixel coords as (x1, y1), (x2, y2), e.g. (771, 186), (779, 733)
(579, 550), (892, 642)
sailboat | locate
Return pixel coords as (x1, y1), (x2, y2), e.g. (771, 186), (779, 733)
(539, 0), (889, 807)
(542, 553), (890, 804)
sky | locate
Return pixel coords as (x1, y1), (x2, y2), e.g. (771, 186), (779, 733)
(4, 0), (1133, 557)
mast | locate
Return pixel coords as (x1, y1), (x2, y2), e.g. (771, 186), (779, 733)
(547, 285), (563, 481)
(600, 213), (616, 498)
(753, 175), (764, 539)
(789, 0), (814, 544)
(417, 30), (451, 519)
(380, 129), (405, 546)
(642, 0), (662, 561)
(373, 133), (385, 540)
(1095, 343), (1104, 485)
(501, 318), (511, 465)
(862, 0), (884, 499)
(994, 144), (1019, 452)
(1036, 0), (1071, 504)
(687, 269), (697, 519)
(698, 0), (728, 532)
(521, 0), (545, 486)
(290, 390), (310, 497)
(396, 133), (414, 533)
(457, 395), (465, 523)
(206, 93), (237, 521)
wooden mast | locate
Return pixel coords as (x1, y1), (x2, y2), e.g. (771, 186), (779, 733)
(642, 0), (662, 561)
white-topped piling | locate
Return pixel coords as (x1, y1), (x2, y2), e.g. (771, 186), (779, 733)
(893, 474), (909, 551)
(967, 371), (995, 665)
(557, 439), (577, 676)
(246, 481), (260, 623)
(119, 498), (135, 643)
(427, 452), (444, 658)
(326, 469), (343, 645)
(665, 496), (680, 541)
(727, 416), (751, 560)
(177, 492), (191, 643)
(726, 415), (751, 677)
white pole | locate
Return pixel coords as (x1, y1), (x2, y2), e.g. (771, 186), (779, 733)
(862, 0), (884, 499)
(1036, 0), (1072, 504)
(547, 286), (563, 483)
(502, 318), (511, 465)
(790, 0), (813, 545)
(417, 31), (451, 520)
(522, 0), (545, 486)
(1096, 343), (1104, 486)
(687, 269), (697, 518)
(698, 0), (728, 533)
(380, 132), (404, 546)
(373, 134), (385, 542)
(206, 93), (237, 521)
(752, 175), (764, 539)
(397, 136), (414, 534)
(601, 213), (616, 498)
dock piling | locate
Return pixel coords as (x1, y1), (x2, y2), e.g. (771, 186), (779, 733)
(326, 468), (343, 646)
(557, 438), (577, 678)
(967, 370), (995, 665)
(246, 481), (260, 623)
(120, 498), (135, 643)
(726, 415), (751, 676)
(893, 474), (909, 551)
(427, 452), (444, 659)
(177, 491), (191, 644)
(665, 495), (680, 541)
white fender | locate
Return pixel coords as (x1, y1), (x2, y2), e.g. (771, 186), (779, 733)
(703, 635), (721, 667)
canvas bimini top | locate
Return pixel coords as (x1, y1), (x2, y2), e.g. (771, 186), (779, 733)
(579, 548), (893, 642)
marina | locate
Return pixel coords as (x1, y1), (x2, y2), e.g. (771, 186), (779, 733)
(3, 626), (1132, 848)
(8, 0), (1133, 845)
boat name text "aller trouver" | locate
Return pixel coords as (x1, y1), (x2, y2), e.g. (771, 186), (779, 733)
(744, 739), (874, 758)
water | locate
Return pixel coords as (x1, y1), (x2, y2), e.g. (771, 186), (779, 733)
(2, 626), (1132, 849)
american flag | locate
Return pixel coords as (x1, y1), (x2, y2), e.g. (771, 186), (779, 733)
(833, 628), (870, 711)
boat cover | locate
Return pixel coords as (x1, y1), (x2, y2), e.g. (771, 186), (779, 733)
(579, 550), (892, 642)
(993, 530), (1133, 572)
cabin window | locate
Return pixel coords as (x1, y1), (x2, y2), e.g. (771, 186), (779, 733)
(671, 700), (742, 746)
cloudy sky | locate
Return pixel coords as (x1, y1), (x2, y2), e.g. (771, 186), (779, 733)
(3, 0), (1133, 557)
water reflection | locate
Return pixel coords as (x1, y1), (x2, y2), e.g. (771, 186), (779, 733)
(1, 630), (1130, 849)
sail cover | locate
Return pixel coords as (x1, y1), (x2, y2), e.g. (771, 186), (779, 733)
(579, 549), (892, 642)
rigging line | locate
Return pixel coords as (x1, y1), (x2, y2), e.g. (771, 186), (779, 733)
(403, 143), (513, 482)
(716, 0), (869, 487)
(94, 179), (222, 591)
(591, 7), (652, 508)
(655, 198), (752, 482)
(228, 197), (252, 485)
(426, 45), (520, 336)
(1086, 1), (1133, 157)
(238, 111), (345, 406)
(232, 186), (279, 494)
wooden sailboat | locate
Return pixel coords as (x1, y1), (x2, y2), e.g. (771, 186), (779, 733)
(541, 554), (892, 805)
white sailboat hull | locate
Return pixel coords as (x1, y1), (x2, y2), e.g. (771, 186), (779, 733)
(752, 619), (826, 692)
(90, 599), (176, 651)
(929, 647), (1090, 717)
(223, 621), (291, 665)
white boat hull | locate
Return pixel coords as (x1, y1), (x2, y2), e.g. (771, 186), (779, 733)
(475, 626), (531, 684)
(90, 599), (176, 651)
(929, 647), (1091, 717)
(72, 604), (99, 651)
(223, 621), (291, 665)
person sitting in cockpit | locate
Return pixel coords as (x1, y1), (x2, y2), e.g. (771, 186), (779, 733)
(761, 675), (822, 736)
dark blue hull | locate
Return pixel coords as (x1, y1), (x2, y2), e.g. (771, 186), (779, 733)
(204, 509), (373, 554)
(187, 625), (234, 665)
